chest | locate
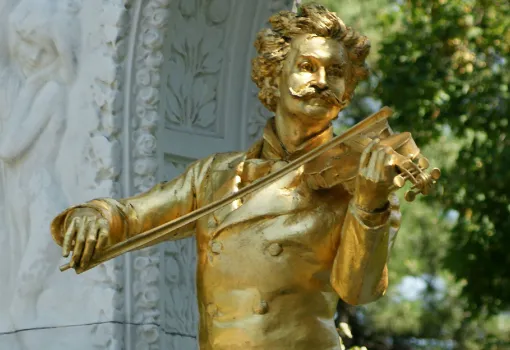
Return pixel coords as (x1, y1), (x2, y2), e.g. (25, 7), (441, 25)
(194, 164), (349, 290)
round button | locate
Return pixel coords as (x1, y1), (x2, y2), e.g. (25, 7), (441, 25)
(253, 300), (269, 315)
(210, 241), (222, 254)
(268, 243), (283, 256)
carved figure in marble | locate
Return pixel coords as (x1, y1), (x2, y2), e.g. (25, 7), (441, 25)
(51, 4), (439, 349)
(0, 0), (81, 326)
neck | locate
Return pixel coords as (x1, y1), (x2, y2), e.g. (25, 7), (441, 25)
(274, 107), (331, 154)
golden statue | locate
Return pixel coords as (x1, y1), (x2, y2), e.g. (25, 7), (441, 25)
(50, 4), (439, 349)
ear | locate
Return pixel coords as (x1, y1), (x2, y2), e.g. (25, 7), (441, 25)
(274, 76), (281, 97)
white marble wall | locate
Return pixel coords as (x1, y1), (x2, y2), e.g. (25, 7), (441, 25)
(0, 0), (292, 349)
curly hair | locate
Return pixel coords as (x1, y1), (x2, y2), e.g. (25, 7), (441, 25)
(251, 3), (371, 112)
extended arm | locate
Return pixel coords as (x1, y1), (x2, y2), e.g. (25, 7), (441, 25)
(330, 139), (401, 305)
(51, 155), (214, 268)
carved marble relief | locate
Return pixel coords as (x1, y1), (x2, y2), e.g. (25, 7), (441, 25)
(0, 0), (130, 348)
(130, 0), (171, 349)
(132, 0), (170, 195)
(0, 0), (81, 332)
(63, 1), (130, 348)
(0, 0), (16, 333)
(162, 0), (232, 138)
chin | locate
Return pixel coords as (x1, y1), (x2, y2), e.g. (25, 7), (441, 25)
(301, 103), (338, 121)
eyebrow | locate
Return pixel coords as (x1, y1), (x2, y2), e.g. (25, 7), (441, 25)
(299, 54), (321, 60)
(298, 54), (347, 67)
(329, 62), (347, 69)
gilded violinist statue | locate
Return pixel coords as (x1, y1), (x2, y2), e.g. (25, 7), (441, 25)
(49, 4), (438, 350)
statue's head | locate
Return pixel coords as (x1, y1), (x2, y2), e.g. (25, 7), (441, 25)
(252, 3), (370, 124)
(8, 0), (80, 82)
(10, 20), (58, 79)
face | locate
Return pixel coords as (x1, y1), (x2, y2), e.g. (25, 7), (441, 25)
(13, 31), (57, 77)
(278, 35), (351, 124)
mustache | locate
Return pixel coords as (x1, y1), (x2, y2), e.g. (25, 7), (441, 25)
(289, 85), (342, 106)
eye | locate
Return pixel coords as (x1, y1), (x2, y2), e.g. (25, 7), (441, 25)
(299, 61), (316, 73)
(327, 65), (343, 77)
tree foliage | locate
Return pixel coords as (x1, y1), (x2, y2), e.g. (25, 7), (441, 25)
(303, 0), (509, 347)
(376, 0), (510, 314)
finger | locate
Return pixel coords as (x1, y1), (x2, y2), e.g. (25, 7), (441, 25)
(95, 218), (109, 249)
(62, 217), (78, 257)
(96, 228), (109, 251)
(71, 217), (88, 268)
(385, 153), (398, 181)
(384, 151), (395, 169)
(374, 149), (387, 182)
(97, 217), (108, 230)
(367, 147), (382, 181)
(360, 138), (380, 171)
(383, 147), (395, 167)
(81, 219), (99, 268)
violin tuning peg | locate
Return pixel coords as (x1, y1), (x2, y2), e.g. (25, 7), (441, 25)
(430, 168), (441, 180)
(418, 157), (430, 170)
(393, 174), (406, 188)
(404, 190), (417, 202)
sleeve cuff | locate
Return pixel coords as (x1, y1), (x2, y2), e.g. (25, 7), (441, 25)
(51, 198), (129, 247)
(350, 201), (391, 228)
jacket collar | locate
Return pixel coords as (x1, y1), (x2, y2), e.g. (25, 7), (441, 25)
(246, 117), (333, 161)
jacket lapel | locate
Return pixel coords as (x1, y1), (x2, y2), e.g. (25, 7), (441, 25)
(206, 117), (332, 238)
(210, 166), (309, 239)
(210, 166), (243, 226)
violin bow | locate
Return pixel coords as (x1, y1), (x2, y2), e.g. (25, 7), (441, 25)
(60, 106), (393, 274)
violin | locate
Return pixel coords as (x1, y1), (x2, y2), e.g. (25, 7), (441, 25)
(315, 114), (440, 202)
(59, 106), (440, 274)
(304, 108), (440, 202)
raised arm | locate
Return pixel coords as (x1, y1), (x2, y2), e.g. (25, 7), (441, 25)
(51, 155), (214, 270)
(330, 140), (401, 305)
(331, 194), (400, 305)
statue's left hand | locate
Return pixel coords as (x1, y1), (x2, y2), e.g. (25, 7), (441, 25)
(353, 138), (397, 212)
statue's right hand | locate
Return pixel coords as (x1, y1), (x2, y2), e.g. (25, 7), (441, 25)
(62, 209), (110, 269)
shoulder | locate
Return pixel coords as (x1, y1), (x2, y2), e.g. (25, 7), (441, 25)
(191, 151), (245, 182)
(209, 151), (246, 171)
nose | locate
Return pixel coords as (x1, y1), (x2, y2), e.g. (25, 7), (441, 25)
(28, 47), (42, 62)
(19, 44), (41, 64)
(313, 67), (327, 90)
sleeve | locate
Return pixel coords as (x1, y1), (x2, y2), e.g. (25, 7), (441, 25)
(50, 155), (214, 249)
(331, 193), (401, 305)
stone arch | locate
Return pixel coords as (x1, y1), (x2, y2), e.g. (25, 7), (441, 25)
(118, 0), (294, 348)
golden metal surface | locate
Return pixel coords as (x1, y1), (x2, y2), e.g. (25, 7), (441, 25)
(50, 4), (440, 349)
(57, 106), (393, 274)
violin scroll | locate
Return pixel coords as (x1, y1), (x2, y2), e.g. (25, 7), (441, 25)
(379, 132), (441, 202)
(344, 122), (441, 202)
(391, 155), (441, 202)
